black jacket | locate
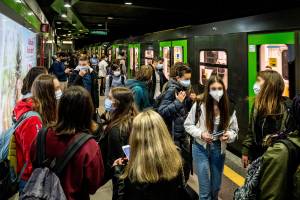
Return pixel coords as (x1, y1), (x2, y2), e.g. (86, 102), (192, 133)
(157, 79), (193, 140)
(150, 68), (168, 100)
(112, 165), (184, 200)
(69, 68), (99, 108)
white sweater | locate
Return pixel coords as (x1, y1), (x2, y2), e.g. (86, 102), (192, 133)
(184, 103), (239, 154)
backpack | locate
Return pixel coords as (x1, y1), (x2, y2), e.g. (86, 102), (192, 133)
(20, 128), (93, 200)
(0, 111), (41, 200)
(153, 85), (175, 111)
(234, 137), (300, 200)
(109, 75), (125, 88)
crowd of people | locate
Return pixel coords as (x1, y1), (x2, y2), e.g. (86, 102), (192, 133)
(0, 50), (299, 200)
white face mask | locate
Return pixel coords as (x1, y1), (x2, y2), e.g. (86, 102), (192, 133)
(113, 71), (121, 76)
(253, 83), (261, 95)
(55, 89), (63, 100)
(209, 89), (224, 102)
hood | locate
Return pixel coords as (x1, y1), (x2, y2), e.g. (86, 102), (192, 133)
(168, 79), (185, 90)
(125, 79), (147, 89)
(13, 98), (35, 121)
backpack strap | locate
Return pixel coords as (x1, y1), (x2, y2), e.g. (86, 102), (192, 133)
(109, 75), (113, 88)
(36, 128), (48, 167)
(121, 75), (125, 85)
(52, 133), (93, 176)
(14, 111), (41, 131)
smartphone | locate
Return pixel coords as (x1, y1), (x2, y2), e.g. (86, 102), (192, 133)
(122, 145), (131, 159)
(213, 130), (224, 137)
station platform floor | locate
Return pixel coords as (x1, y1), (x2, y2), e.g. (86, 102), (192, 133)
(91, 97), (247, 200)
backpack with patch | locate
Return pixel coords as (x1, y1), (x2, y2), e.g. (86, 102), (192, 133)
(0, 111), (41, 199)
(109, 75), (125, 88)
(20, 128), (92, 200)
(234, 137), (300, 200)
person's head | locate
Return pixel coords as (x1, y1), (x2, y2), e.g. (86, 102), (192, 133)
(21, 66), (48, 96)
(204, 75), (230, 133)
(253, 70), (272, 95)
(31, 74), (57, 125)
(122, 110), (182, 183)
(174, 63), (192, 88)
(111, 64), (122, 76)
(57, 52), (65, 61)
(78, 55), (89, 67)
(135, 65), (153, 82)
(101, 55), (106, 60)
(153, 57), (164, 70)
(55, 86), (94, 134)
(254, 70), (285, 116)
(107, 87), (138, 134)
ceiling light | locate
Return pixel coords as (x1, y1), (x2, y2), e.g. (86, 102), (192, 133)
(64, 3), (71, 8)
(125, 2), (132, 5)
(61, 13), (67, 18)
(28, 27), (32, 30)
(68, 30), (71, 32)
(27, 12), (34, 16)
(98, 24), (102, 26)
(72, 23), (76, 26)
(79, 29), (83, 32)
(56, 21), (62, 25)
(15, 0), (23, 3)
(107, 17), (114, 20)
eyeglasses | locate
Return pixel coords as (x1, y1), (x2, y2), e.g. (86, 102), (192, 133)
(210, 87), (223, 91)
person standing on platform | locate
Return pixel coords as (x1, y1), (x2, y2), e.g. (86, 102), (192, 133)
(150, 57), (168, 103)
(98, 55), (108, 96)
(49, 52), (71, 91)
(90, 54), (99, 72)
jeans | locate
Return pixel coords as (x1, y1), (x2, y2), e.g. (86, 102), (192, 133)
(192, 141), (225, 200)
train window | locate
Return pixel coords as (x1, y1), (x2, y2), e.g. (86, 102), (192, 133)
(199, 50), (228, 88)
(259, 44), (289, 96)
(145, 50), (154, 65)
(130, 48), (134, 70)
(174, 46), (183, 64)
(163, 47), (171, 79)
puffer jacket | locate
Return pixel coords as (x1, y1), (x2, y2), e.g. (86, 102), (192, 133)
(112, 165), (184, 200)
(157, 79), (193, 140)
(126, 79), (151, 111)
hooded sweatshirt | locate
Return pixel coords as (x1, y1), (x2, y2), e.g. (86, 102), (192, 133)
(126, 79), (151, 111)
(13, 98), (42, 181)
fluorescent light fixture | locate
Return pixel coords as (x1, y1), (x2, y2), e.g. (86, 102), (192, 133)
(28, 12), (34, 16)
(125, 2), (132, 5)
(63, 41), (73, 44)
(98, 24), (102, 26)
(61, 13), (67, 18)
(56, 21), (62, 24)
(68, 30), (71, 32)
(46, 40), (53, 44)
(72, 23), (76, 26)
(15, 0), (23, 3)
(57, 27), (62, 29)
(79, 29), (83, 32)
(64, 3), (71, 8)
(107, 16), (114, 20)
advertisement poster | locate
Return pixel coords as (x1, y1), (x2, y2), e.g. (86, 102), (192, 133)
(0, 13), (37, 134)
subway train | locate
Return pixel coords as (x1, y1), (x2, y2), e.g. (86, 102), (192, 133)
(85, 7), (300, 155)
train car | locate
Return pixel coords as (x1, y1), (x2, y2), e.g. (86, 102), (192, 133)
(106, 8), (300, 155)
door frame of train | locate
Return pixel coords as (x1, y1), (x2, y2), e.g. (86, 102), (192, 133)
(159, 40), (188, 63)
(247, 32), (295, 113)
(128, 43), (141, 78)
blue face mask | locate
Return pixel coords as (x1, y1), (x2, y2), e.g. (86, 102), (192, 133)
(179, 80), (191, 88)
(104, 98), (116, 112)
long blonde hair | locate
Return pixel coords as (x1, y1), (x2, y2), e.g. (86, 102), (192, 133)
(254, 70), (285, 116)
(122, 110), (182, 183)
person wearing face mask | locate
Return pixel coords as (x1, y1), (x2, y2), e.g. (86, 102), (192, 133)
(53, 78), (63, 100)
(150, 57), (168, 103)
(69, 55), (99, 110)
(242, 70), (294, 168)
(126, 65), (153, 111)
(49, 52), (71, 91)
(98, 55), (108, 96)
(90, 54), (99, 72)
(184, 75), (238, 200)
(157, 63), (193, 182)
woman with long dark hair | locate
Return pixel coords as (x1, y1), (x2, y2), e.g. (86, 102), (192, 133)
(184, 75), (238, 200)
(242, 70), (293, 167)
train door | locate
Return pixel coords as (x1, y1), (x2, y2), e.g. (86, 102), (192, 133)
(145, 49), (154, 65)
(248, 32), (295, 108)
(128, 43), (140, 77)
(159, 40), (187, 79)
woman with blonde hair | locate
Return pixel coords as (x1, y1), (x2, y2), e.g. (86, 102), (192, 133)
(112, 110), (186, 200)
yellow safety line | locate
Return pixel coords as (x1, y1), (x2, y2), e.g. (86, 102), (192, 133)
(223, 165), (245, 187)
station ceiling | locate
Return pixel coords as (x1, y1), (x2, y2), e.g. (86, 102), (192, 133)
(36, 0), (300, 46)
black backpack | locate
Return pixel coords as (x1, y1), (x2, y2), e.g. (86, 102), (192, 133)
(20, 128), (93, 200)
(109, 75), (125, 88)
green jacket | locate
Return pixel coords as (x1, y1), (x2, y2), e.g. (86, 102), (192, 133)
(258, 131), (300, 200)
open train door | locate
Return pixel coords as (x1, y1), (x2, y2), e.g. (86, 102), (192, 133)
(159, 40), (188, 79)
(248, 32), (296, 111)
